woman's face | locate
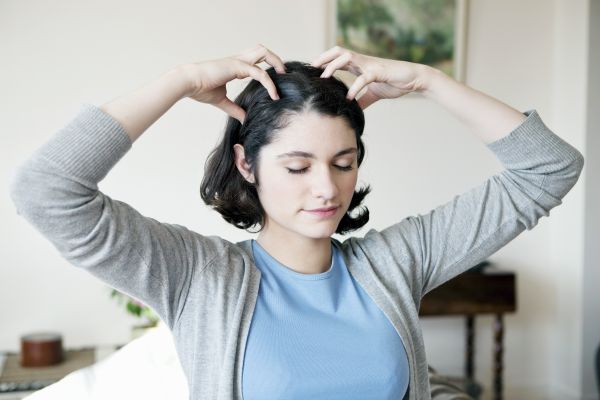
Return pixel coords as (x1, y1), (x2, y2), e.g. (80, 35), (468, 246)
(252, 111), (359, 240)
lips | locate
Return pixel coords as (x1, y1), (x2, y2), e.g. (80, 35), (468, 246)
(306, 206), (339, 212)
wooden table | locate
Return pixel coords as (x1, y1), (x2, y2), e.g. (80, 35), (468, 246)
(419, 261), (517, 400)
(0, 345), (122, 399)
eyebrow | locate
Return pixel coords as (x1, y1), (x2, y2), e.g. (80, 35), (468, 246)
(276, 147), (358, 159)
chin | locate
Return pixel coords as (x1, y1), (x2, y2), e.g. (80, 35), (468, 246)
(303, 226), (338, 239)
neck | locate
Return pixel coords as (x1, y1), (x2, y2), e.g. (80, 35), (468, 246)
(256, 229), (333, 275)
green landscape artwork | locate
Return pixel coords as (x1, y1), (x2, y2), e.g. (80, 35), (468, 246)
(335, 0), (464, 79)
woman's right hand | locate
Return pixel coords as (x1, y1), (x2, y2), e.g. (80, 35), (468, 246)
(181, 44), (286, 124)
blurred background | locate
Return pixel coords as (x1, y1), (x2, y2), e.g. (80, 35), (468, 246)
(1, 0), (598, 399)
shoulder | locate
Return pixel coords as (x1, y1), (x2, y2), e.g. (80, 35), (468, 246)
(333, 216), (421, 263)
(192, 235), (256, 275)
(332, 220), (423, 301)
(167, 226), (256, 276)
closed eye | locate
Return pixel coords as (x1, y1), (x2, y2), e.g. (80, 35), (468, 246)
(286, 165), (354, 174)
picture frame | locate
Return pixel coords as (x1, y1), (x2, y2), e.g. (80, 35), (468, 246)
(324, 0), (469, 96)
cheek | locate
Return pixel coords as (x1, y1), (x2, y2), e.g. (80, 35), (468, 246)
(257, 174), (301, 210)
(269, 174), (302, 196)
(341, 173), (359, 208)
(343, 172), (359, 194)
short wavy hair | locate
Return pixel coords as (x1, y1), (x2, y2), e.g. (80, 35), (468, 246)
(200, 61), (371, 235)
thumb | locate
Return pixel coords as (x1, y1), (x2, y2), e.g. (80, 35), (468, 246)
(356, 89), (379, 110)
(216, 97), (246, 124)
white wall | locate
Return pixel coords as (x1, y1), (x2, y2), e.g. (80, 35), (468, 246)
(1, 1), (595, 399)
(582, 0), (600, 398)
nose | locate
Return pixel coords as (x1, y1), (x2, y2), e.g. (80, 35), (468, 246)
(311, 167), (340, 201)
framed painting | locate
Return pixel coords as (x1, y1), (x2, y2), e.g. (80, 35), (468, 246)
(325, 0), (469, 91)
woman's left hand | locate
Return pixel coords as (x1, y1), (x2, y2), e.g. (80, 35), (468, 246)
(311, 46), (433, 109)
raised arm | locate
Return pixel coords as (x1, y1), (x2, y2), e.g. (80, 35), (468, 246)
(99, 66), (190, 143)
(102, 44), (285, 141)
(420, 67), (527, 144)
(8, 45), (286, 328)
(312, 45), (526, 143)
(312, 46), (584, 299)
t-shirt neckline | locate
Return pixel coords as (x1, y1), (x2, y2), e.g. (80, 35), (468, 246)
(251, 239), (337, 281)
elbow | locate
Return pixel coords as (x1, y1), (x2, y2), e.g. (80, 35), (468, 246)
(566, 151), (585, 190)
(572, 151), (585, 175)
(8, 165), (30, 215)
(8, 160), (56, 218)
(541, 152), (585, 206)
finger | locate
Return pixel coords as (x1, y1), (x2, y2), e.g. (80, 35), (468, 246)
(319, 51), (352, 78)
(259, 47), (287, 74)
(310, 45), (346, 68)
(356, 90), (379, 110)
(346, 72), (376, 100)
(239, 43), (286, 74)
(216, 97), (246, 124)
(238, 62), (280, 100)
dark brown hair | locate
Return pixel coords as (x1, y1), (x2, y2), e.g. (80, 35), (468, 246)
(200, 61), (371, 234)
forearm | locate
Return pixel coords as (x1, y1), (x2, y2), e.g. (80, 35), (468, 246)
(100, 65), (192, 143)
(420, 66), (527, 145)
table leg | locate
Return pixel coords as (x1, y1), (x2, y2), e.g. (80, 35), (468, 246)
(465, 315), (475, 381)
(493, 314), (504, 400)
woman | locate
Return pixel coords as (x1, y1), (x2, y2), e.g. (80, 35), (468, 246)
(9, 44), (584, 399)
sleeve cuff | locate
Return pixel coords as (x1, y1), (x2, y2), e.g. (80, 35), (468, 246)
(485, 109), (583, 168)
(32, 103), (133, 186)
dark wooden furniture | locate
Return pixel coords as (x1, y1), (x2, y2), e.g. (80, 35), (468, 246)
(0, 345), (123, 399)
(419, 261), (517, 400)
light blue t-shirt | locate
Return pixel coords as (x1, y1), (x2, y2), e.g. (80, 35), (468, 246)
(242, 239), (410, 400)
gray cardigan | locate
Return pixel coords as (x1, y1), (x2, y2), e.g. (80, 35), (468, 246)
(9, 104), (584, 399)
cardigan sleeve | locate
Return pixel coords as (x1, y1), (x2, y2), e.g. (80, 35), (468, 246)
(358, 109), (584, 301)
(8, 104), (223, 329)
